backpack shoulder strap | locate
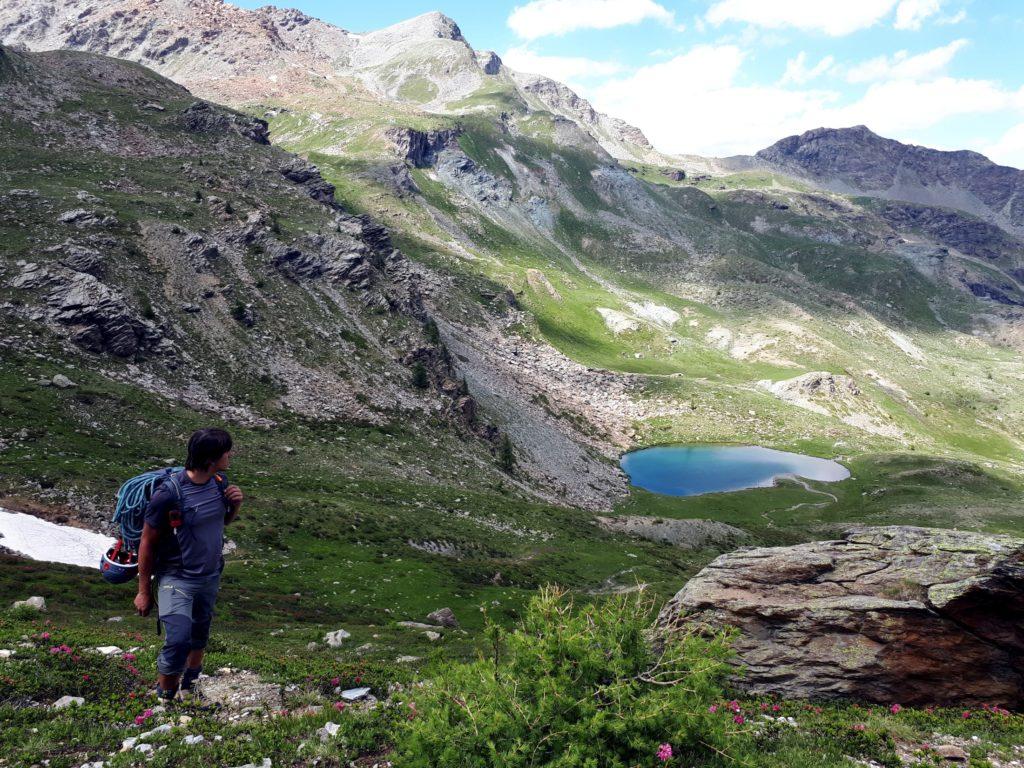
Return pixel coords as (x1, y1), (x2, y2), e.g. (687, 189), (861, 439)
(167, 469), (186, 509)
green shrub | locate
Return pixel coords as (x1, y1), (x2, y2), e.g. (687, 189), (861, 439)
(497, 433), (515, 473)
(393, 587), (735, 768)
(411, 362), (429, 390)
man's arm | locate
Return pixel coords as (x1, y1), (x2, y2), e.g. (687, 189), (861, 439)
(134, 523), (159, 616)
(224, 484), (243, 525)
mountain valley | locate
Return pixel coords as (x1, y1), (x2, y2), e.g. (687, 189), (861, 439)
(0, 1), (1023, 765)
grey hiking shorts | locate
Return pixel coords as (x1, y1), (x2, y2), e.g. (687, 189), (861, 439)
(155, 571), (221, 675)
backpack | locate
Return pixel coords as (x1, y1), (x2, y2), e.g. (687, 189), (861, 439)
(100, 467), (228, 584)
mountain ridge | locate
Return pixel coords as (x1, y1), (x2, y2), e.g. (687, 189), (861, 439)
(0, 0), (659, 162)
(753, 125), (1024, 235)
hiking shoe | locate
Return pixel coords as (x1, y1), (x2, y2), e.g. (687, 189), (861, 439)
(155, 685), (178, 701)
(181, 666), (203, 692)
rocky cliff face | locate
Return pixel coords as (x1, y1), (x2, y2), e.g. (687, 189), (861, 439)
(658, 526), (1024, 707)
(757, 126), (1024, 235)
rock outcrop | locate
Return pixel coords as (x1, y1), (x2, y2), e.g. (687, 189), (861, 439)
(596, 516), (748, 550)
(279, 157), (336, 205)
(181, 101), (269, 145)
(658, 526), (1024, 707)
(385, 127), (462, 168)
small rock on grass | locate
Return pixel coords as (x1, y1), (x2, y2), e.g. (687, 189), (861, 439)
(318, 722), (341, 742)
(51, 374), (77, 388)
(183, 734), (205, 745)
(52, 695), (84, 709)
(933, 745), (969, 762)
(340, 687), (371, 701)
(11, 596), (46, 611)
(231, 760), (272, 768)
(323, 629), (350, 647)
(426, 607), (459, 628)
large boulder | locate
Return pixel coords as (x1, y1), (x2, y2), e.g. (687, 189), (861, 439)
(658, 526), (1024, 707)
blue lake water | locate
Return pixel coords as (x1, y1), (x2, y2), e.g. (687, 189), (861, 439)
(620, 445), (850, 497)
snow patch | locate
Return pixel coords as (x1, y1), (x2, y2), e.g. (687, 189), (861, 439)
(0, 509), (109, 567)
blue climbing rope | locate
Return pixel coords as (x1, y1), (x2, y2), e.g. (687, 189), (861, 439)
(111, 467), (183, 551)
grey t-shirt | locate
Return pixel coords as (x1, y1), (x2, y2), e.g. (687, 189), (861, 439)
(145, 471), (227, 578)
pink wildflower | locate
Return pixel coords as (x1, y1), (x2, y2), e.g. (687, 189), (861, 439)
(333, 701), (346, 711)
(852, 724), (866, 732)
(771, 704), (781, 712)
(40, 632), (51, 640)
(728, 700), (741, 713)
(656, 743), (673, 762)
(134, 715), (146, 725)
(82, 674), (90, 682)
(708, 704), (718, 713)
(889, 704), (902, 714)
(123, 653), (136, 662)
(330, 677), (340, 687)
(733, 715), (745, 725)
(962, 711), (971, 719)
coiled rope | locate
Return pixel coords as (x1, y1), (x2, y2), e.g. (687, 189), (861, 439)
(111, 467), (183, 551)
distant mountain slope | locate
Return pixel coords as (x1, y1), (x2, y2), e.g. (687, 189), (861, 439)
(756, 126), (1024, 235)
(3, 3), (1024, 505)
(0, 0), (657, 162)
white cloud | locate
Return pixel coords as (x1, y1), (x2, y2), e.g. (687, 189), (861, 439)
(585, 43), (1024, 158)
(781, 52), (836, 85)
(503, 46), (623, 87)
(826, 78), (1023, 134)
(894, 0), (942, 30)
(507, 0), (678, 40)
(590, 45), (837, 156)
(984, 123), (1024, 169)
(937, 9), (967, 25)
(846, 38), (968, 83)
(705, 0), (900, 36)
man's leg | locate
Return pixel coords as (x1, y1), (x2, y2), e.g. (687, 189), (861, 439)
(155, 576), (195, 698)
(182, 573), (220, 692)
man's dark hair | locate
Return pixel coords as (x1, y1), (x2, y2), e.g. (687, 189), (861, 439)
(185, 428), (233, 471)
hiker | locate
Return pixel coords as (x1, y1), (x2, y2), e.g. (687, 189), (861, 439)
(132, 428), (243, 700)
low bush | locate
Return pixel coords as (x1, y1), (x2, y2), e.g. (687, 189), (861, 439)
(393, 586), (736, 767)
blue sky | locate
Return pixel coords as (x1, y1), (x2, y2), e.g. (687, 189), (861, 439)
(232, 0), (1024, 166)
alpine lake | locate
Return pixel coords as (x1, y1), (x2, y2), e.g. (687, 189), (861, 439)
(620, 444), (851, 497)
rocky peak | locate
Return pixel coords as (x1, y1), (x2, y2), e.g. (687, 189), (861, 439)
(757, 125), (1024, 234)
(368, 11), (466, 43)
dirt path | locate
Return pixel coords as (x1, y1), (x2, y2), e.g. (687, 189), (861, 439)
(760, 475), (838, 528)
